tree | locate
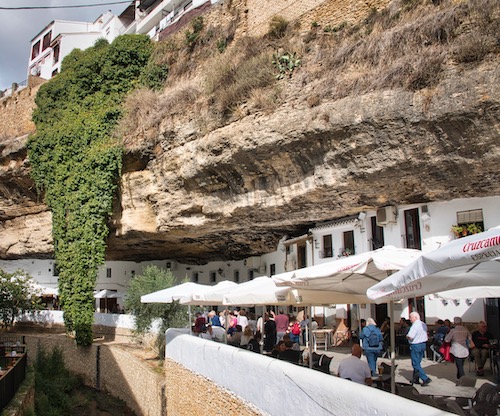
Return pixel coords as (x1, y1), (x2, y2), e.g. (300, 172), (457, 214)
(0, 269), (42, 328)
(124, 265), (187, 355)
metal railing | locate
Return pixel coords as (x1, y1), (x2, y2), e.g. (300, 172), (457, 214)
(0, 351), (27, 411)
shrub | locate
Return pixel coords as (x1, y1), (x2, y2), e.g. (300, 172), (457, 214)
(140, 61), (169, 91)
(185, 16), (204, 50)
(124, 265), (188, 355)
(268, 16), (289, 39)
(272, 51), (301, 79)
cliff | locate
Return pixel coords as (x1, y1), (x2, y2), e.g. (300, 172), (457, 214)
(1, 0), (499, 263)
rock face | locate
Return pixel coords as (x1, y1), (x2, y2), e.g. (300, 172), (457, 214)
(1, 1), (499, 263)
(108, 63), (500, 262)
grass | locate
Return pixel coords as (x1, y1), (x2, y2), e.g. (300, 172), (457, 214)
(118, 0), (499, 147)
(33, 346), (135, 416)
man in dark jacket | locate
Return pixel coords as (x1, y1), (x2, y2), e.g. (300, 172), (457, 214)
(471, 321), (494, 376)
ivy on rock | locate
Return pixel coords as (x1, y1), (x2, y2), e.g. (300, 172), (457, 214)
(28, 35), (153, 345)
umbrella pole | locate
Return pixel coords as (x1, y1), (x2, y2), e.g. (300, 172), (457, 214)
(389, 300), (396, 394)
(188, 305), (192, 335)
(308, 305), (313, 369)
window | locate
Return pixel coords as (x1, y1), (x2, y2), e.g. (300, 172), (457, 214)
(248, 270), (254, 280)
(31, 40), (41, 60)
(42, 31), (52, 51)
(51, 69), (59, 77)
(106, 268), (112, 278)
(53, 263), (59, 277)
(234, 270), (240, 283)
(192, 272), (199, 283)
(370, 216), (385, 250)
(209, 271), (216, 283)
(341, 230), (355, 256)
(453, 209), (484, 238)
(53, 43), (60, 64)
(323, 234), (333, 258)
(269, 264), (276, 276)
(404, 208), (421, 250)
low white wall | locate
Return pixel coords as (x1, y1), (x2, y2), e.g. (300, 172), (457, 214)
(17, 310), (140, 330)
(165, 330), (449, 416)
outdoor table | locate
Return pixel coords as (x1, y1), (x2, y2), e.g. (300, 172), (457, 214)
(414, 383), (476, 400)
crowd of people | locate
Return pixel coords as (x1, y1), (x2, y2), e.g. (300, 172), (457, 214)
(335, 312), (498, 387)
(191, 308), (498, 386)
(191, 308), (319, 363)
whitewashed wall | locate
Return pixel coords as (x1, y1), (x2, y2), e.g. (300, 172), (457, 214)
(16, 310), (139, 330)
(165, 330), (448, 416)
(2, 196), (499, 325)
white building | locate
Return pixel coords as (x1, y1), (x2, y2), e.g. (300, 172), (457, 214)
(27, 12), (132, 81)
(1, 195), (499, 332)
(26, 0), (221, 82)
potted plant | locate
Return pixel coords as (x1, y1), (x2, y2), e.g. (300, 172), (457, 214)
(451, 224), (483, 239)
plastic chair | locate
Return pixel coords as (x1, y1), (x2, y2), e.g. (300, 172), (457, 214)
(313, 331), (328, 351)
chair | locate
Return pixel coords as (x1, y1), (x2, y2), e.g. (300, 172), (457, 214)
(468, 348), (492, 375)
(396, 384), (419, 400)
(469, 384), (499, 416)
(456, 376), (476, 387)
(446, 399), (471, 416)
(332, 327), (350, 347)
(313, 353), (333, 374)
(313, 331), (328, 351)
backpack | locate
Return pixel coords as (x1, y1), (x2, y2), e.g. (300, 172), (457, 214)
(291, 322), (301, 335)
(367, 328), (380, 348)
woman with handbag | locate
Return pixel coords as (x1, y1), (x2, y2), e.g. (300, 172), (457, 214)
(445, 316), (473, 380)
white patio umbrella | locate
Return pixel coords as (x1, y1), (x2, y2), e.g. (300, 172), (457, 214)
(140, 282), (212, 303)
(222, 276), (295, 306)
(223, 276), (372, 306)
(31, 283), (59, 296)
(94, 289), (118, 298)
(141, 282), (213, 334)
(428, 286), (500, 300)
(180, 280), (237, 306)
(367, 226), (500, 302)
(273, 246), (423, 293)
(273, 245), (423, 393)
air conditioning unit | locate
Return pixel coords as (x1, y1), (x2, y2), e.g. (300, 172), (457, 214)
(244, 256), (261, 269)
(376, 206), (397, 226)
(258, 264), (267, 274)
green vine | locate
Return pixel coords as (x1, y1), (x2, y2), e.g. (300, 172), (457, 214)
(28, 35), (153, 345)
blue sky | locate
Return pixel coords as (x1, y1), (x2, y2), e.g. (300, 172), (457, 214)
(0, 1), (129, 90)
